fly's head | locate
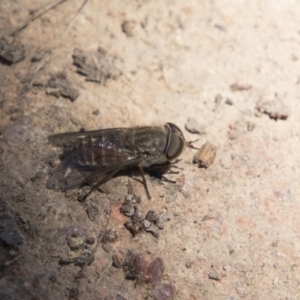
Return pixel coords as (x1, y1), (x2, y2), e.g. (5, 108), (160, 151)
(165, 122), (199, 162)
(165, 123), (186, 161)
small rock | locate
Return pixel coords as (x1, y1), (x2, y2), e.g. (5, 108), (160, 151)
(185, 261), (192, 268)
(46, 74), (79, 101)
(112, 254), (122, 268)
(215, 93), (223, 104)
(246, 122), (255, 131)
(219, 155), (232, 169)
(121, 21), (137, 37)
(185, 117), (206, 134)
(60, 86), (79, 101)
(157, 211), (174, 229)
(143, 223), (159, 237)
(101, 229), (118, 243)
(3, 118), (36, 147)
(133, 206), (144, 221)
(208, 272), (221, 281)
(225, 98), (233, 105)
(72, 48), (120, 84)
(124, 221), (143, 237)
(86, 205), (99, 221)
(145, 210), (159, 224)
(92, 109), (100, 115)
(116, 294), (128, 300)
(213, 94), (223, 111)
(256, 98), (289, 120)
(102, 243), (112, 253)
(143, 219), (152, 229)
(0, 38), (25, 64)
(152, 283), (176, 300)
(0, 217), (23, 247)
(120, 200), (136, 217)
(85, 237), (95, 245)
(31, 49), (44, 62)
(230, 83), (252, 91)
(46, 87), (61, 98)
(147, 257), (165, 287)
(68, 288), (79, 298)
(66, 231), (85, 250)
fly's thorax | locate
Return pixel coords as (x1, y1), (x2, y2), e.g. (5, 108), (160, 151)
(125, 126), (170, 155)
(130, 123), (186, 167)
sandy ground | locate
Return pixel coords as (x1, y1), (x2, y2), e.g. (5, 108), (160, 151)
(1, 0), (300, 299)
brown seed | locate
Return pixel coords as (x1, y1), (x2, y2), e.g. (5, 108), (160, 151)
(193, 142), (217, 168)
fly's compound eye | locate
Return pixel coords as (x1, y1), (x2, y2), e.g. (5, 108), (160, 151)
(166, 132), (185, 160)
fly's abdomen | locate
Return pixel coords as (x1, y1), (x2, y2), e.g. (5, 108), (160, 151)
(69, 133), (133, 168)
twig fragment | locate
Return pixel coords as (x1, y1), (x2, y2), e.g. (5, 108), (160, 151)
(21, 0), (90, 94)
(0, 0), (67, 39)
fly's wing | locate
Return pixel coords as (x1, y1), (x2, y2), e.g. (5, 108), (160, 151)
(48, 128), (126, 148)
(46, 163), (98, 190)
(46, 128), (141, 190)
(46, 155), (142, 190)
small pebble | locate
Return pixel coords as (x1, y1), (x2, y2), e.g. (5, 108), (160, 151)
(185, 117), (206, 134)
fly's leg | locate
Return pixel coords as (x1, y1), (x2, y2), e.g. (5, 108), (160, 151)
(146, 161), (183, 186)
(78, 169), (120, 202)
(147, 161), (182, 180)
(160, 176), (176, 184)
(168, 159), (183, 174)
(138, 164), (151, 200)
(167, 167), (180, 175)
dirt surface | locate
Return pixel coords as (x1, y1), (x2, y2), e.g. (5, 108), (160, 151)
(1, 1), (300, 299)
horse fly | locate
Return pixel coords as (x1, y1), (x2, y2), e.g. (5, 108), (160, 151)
(46, 123), (195, 200)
